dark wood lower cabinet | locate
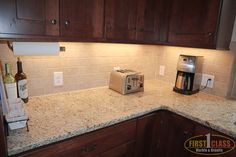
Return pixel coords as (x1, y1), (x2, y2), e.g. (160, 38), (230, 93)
(0, 105), (7, 157)
(135, 113), (157, 157)
(154, 111), (195, 157)
(136, 111), (194, 157)
(136, 110), (236, 157)
(16, 120), (136, 157)
(100, 141), (135, 157)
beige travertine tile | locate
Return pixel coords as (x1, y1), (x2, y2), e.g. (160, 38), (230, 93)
(0, 42), (235, 98)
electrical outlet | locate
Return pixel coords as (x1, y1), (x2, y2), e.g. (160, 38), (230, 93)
(159, 65), (165, 76)
(54, 72), (63, 86)
(201, 74), (214, 88)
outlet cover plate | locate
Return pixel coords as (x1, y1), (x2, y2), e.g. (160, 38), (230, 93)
(159, 65), (165, 76)
(54, 72), (63, 86)
(201, 74), (214, 88)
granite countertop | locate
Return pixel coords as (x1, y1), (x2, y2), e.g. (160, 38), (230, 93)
(7, 80), (236, 156)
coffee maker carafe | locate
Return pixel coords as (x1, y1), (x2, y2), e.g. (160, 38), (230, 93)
(173, 55), (203, 95)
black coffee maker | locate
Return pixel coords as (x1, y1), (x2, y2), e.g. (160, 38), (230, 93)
(173, 55), (203, 95)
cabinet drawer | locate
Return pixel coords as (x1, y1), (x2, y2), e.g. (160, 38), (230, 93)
(101, 141), (135, 157)
(18, 120), (136, 157)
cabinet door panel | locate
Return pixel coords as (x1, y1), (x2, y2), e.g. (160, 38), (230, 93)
(105, 0), (137, 41)
(135, 113), (157, 157)
(0, 0), (59, 36)
(154, 111), (194, 157)
(168, 0), (221, 48)
(136, 0), (162, 42)
(0, 105), (7, 157)
(60, 0), (104, 39)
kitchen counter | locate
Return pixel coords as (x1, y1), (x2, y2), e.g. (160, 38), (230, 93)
(7, 80), (236, 156)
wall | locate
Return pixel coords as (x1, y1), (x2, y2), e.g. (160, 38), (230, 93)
(0, 43), (159, 96)
(232, 17), (236, 41)
(0, 42), (235, 98)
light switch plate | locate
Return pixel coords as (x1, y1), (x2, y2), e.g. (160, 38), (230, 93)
(159, 65), (165, 76)
(201, 74), (214, 88)
(54, 72), (63, 86)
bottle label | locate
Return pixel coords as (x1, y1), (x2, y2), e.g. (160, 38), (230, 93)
(5, 83), (17, 102)
(18, 79), (28, 99)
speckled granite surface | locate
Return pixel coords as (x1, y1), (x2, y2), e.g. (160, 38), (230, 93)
(7, 80), (236, 156)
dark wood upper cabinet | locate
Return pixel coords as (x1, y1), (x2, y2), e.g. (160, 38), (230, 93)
(0, 0), (235, 49)
(167, 0), (222, 48)
(105, 0), (166, 43)
(136, 0), (162, 43)
(105, 0), (137, 41)
(0, 0), (59, 37)
(60, 0), (104, 40)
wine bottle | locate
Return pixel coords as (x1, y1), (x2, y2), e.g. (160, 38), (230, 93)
(15, 58), (28, 103)
(4, 63), (17, 103)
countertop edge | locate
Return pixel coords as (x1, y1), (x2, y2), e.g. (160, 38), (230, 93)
(8, 105), (236, 156)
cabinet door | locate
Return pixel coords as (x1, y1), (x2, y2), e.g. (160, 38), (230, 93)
(105, 0), (137, 41)
(153, 111), (194, 157)
(101, 141), (135, 157)
(136, 0), (162, 43)
(0, 106), (7, 157)
(60, 0), (104, 40)
(168, 0), (221, 48)
(135, 113), (157, 157)
(0, 0), (59, 37)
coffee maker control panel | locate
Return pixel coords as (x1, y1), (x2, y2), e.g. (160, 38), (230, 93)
(177, 55), (197, 73)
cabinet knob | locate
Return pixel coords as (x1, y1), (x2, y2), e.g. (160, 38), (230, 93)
(208, 32), (213, 36)
(50, 19), (57, 25)
(64, 20), (70, 27)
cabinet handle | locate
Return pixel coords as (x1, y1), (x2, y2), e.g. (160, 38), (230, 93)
(64, 20), (70, 27)
(82, 144), (97, 153)
(50, 19), (57, 25)
(208, 32), (213, 37)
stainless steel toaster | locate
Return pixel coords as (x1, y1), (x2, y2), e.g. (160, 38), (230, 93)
(109, 69), (144, 94)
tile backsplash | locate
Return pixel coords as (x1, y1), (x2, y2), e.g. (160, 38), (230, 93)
(0, 42), (235, 97)
(0, 43), (159, 96)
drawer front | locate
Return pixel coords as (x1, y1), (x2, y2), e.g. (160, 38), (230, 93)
(18, 120), (136, 157)
(101, 141), (135, 157)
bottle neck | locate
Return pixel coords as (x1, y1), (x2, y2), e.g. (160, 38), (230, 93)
(17, 60), (23, 73)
